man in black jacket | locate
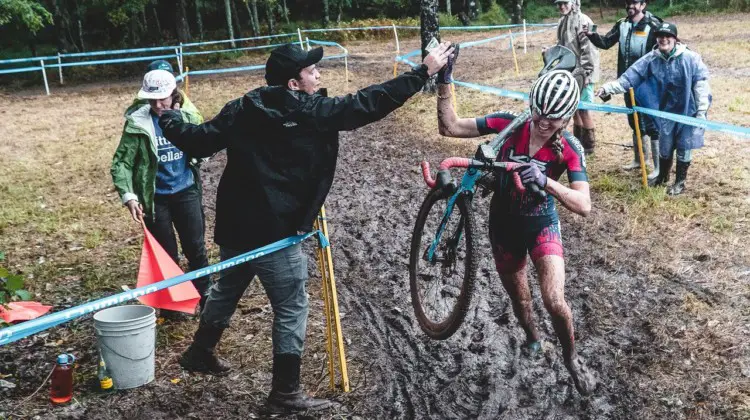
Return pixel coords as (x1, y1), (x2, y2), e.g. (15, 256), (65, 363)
(159, 42), (452, 413)
(583, 0), (662, 177)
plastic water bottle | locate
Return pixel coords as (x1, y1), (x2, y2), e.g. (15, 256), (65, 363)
(98, 356), (114, 393)
(50, 353), (75, 404)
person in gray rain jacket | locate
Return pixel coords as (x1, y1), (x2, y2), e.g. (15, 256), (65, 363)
(583, 0), (663, 177)
(597, 22), (711, 195)
(552, 0), (601, 154)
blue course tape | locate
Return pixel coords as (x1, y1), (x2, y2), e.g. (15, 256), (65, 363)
(46, 54), (178, 68)
(178, 52), (345, 78)
(460, 28), (551, 48)
(0, 56), (57, 65)
(0, 66), (43, 75)
(0, 232), (323, 347)
(182, 43), (286, 57)
(60, 45), (177, 59)
(450, 80), (750, 139)
(182, 33), (296, 48)
(634, 106), (750, 138)
(398, 27), (551, 61)
(453, 80), (529, 101)
(186, 64), (265, 76)
(302, 26), (393, 32)
(308, 39), (344, 47)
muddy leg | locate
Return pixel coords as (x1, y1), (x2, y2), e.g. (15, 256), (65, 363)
(499, 267), (540, 346)
(535, 255), (596, 395)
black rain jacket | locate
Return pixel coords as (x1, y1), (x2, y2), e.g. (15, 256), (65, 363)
(159, 65), (429, 252)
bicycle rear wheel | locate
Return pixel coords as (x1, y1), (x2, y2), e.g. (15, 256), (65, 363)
(409, 188), (477, 340)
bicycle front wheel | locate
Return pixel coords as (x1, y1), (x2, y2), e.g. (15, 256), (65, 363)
(409, 188), (477, 340)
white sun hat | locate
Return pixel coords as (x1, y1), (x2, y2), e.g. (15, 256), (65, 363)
(137, 69), (176, 100)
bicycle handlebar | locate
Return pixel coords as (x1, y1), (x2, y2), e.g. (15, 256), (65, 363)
(420, 158), (547, 198)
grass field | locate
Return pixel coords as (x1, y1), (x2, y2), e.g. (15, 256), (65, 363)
(1, 11), (749, 419)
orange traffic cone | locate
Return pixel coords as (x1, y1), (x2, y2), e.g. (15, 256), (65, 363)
(136, 226), (200, 314)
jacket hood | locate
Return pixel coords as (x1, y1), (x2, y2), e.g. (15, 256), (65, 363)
(652, 42), (687, 59)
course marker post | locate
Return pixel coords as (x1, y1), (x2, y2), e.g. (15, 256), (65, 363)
(523, 20), (528, 54)
(40, 60), (50, 96)
(305, 37), (311, 51)
(185, 66), (190, 97)
(297, 28), (304, 47)
(629, 88), (648, 188)
(509, 30), (520, 76)
(315, 206), (350, 392)
(343, 47), (349, 86)
(392, 23), (400, 77)
(57, 53), (64, 85)
(178, 43), (184, 74)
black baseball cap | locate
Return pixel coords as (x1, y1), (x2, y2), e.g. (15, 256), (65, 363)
(265, 44), (324, 86)
(654, 22), (678, 38)
(146, 59), (174, 75)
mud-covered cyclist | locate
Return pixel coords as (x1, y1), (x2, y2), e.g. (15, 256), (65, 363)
(435, 55), (596, 395)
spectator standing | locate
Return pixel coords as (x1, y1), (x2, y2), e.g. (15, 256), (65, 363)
(583, 0), (663, 177)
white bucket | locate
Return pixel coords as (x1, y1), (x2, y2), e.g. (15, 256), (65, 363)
(93, 305), (156, 389)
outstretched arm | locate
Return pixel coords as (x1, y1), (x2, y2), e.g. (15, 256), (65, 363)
(436, 84), (482, 138)
(315, 42), (454, 132)
(584, 21), (620, 50)
(159, 99), (239, 157)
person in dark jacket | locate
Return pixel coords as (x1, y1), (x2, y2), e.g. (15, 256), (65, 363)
(158, 42), (453, 413)
(583, 0), (663, 177)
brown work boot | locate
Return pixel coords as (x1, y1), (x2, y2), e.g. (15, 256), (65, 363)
(266, 353), (334, 413)
(179, 322), (231, 375)
(565, 356), (597, 396)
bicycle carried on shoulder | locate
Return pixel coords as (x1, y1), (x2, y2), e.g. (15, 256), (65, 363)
(409, 109), (547, 340)
(408, 45), (577, 340)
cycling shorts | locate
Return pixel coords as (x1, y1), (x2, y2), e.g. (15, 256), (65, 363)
(489, 215), (564, 273)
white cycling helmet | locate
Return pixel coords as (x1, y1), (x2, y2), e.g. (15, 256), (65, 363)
(529, 70), (580, 119)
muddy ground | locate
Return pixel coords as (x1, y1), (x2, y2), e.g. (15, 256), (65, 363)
(1, 13), (749, 419)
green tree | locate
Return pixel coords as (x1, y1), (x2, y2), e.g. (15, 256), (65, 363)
(0, 0), (53, 34)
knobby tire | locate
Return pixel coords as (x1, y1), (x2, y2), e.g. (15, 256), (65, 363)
(409, 188), (477, 340)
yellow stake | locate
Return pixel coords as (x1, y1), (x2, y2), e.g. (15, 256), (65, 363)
(314, 218), (336, 389)
(509, 30), (520, 76)
(629, 88), (649, 188)
(393, 61), (399, 78)
(318, 205), (350, 392)
(185, 66), (190, 97)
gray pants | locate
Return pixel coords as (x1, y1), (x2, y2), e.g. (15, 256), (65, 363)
(201, 244), (309, 356)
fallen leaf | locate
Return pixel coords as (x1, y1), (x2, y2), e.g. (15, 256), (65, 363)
(170, 378), (181, 384)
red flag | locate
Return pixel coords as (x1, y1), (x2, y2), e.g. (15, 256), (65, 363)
(0, 301), (52, 323)
(136, 226), (200, 314)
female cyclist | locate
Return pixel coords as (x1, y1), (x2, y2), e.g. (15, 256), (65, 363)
(435, 62), (596, 395)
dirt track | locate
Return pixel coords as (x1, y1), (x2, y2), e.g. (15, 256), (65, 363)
(1, 15), (749, 418)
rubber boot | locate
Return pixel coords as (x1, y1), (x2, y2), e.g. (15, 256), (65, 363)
(622, 133), (650, 170)
(648, 136), (660, 181)
(179, 322), (231, 375)
(668, 161), (690, 196)
(267, 353), (333, 413)
(649, 157), (672, 187)
(581, 127), (596, 155)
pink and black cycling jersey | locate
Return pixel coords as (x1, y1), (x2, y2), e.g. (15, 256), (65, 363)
(476, 112), (588, 226)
